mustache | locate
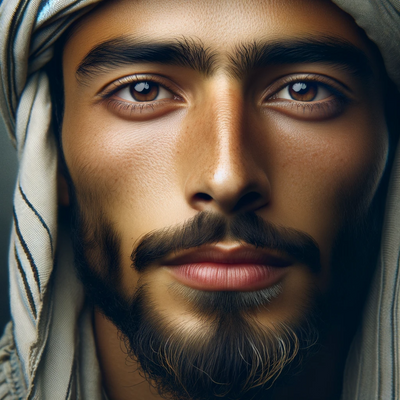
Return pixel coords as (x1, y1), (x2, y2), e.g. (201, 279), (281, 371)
(131, 212), (321, 274)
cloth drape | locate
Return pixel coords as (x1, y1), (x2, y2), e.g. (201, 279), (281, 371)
(331, 3), (400, 399)
(0, 0), (399, 398)
(0, 1), (103, 398)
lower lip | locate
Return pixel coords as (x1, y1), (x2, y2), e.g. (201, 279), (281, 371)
(165, 263), (288, 291)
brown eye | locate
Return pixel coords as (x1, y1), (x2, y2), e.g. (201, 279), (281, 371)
(264, 77), (348, 120)
(114, 79), (175, 103)
(288, 82), (318, 101)
(272, 81), (332, 103)
(130, 81), (159, 102)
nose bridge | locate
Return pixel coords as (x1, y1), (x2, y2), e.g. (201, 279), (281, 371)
(183, 76), (271, 214)
(208, 78), (246, 180)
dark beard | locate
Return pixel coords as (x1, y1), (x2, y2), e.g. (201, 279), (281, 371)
(69, 205), (384, 400)
(70, 205), (325, 400)
(67, 161), (388, 400)
(102, 280), (318, 400)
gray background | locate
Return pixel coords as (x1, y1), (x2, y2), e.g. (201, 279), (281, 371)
(0, 117), (17, 333)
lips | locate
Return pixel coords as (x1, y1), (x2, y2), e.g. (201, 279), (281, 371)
(163, 245), (292, 291)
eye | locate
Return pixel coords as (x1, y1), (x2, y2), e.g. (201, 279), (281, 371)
(99, 75), (185, 120)
(115, 80), (174, 103)
(273, 81), (332, 102)
(262, 75), (351, 121)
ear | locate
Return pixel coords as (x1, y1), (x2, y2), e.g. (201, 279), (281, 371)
(57, 167), (70, 206)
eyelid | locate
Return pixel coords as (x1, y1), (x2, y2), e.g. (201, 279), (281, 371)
(96, 74), (186, 120)
(98, 73), (185, 101)
(261, 73), (353, 103)
(259, 73), (354, 121)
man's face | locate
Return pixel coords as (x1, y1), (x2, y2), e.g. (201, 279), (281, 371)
(60, 0), (389, 398)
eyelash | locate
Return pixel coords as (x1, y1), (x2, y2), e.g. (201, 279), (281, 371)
(262, 74), (350, 118)
(99, 74), (182, 115)
(99, 73), (350, 118)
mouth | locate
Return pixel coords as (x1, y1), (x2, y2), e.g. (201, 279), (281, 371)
(162, 244), (293, 291)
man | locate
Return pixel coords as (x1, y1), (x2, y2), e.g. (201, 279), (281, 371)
(0, 0), (399, 399)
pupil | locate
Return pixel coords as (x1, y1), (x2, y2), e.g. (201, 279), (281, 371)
(130, 81), (159, 102)
(289, 81), (318, 101)
(292, 82), (308, 94)
(134, 81), (151, 94)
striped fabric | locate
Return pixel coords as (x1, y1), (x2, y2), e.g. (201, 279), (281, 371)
(0, 1), (103, 398)
(0, 0), (399, 399)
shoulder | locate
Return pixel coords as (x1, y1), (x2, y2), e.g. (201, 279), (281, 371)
(0, 322), (26, 400)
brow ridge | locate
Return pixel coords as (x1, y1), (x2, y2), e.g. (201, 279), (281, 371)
(76, 34), (373, 84)
(229, 35), (373, 79)
(76, 35), (217, 83)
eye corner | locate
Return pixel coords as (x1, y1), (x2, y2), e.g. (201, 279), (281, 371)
(96, 74), (187, 119)
(260, 74), (351, 121)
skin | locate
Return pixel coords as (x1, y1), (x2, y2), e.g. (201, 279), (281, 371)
(60, 0), (389, 398)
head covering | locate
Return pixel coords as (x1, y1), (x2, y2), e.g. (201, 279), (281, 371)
(331, 4), (400, 399)
(0, 2), (104, 398)
(0, 0), (399, 399)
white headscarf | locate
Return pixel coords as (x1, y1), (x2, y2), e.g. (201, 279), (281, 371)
(0, 2), (103, 398)
(332, 3), (400, 399)
(0, 1), (398, 398)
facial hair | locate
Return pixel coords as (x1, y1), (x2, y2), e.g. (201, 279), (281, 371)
(71, 204), (325, 400)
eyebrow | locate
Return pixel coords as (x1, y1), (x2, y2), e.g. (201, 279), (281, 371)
(230, 35), (373, 79)
(76, 36), (216, 82)
(76, 35), (373, 84)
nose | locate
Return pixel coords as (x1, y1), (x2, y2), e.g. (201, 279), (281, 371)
(182, 78), (271, 215)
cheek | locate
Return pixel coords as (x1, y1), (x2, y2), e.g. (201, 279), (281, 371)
(62, 108), (188, 215)
(265, 105), (388, 247)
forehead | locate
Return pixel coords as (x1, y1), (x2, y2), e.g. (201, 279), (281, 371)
(64, 0), (375, 68)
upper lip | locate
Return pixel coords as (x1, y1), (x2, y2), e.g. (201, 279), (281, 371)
(162, 244), (293, 268)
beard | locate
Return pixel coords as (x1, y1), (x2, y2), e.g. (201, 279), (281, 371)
(98, 280), (317, 400)
(68, 186), (384, 400)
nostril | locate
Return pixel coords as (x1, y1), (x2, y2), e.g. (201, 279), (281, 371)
(192, 191), (267, 212)
(233, 192), (263, 212)
(194, 193), (213, 202)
